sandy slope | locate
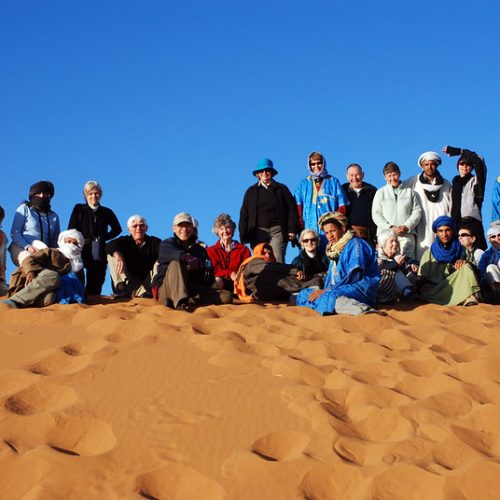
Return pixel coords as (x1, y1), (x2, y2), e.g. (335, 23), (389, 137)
(0, 299), (499, 499)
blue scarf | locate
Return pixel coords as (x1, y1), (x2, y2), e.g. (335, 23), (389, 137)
(430, 216), (463, 263)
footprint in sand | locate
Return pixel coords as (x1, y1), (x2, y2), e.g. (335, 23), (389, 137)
(4, 381), (78, 416)
(27, 350), (91, 376)
(47, 412), (117, 456)
(444, 460), (500, 499)
(300, 463), (363, 499)
(136, 463), (224, 500)
(251, 431), (309, 461)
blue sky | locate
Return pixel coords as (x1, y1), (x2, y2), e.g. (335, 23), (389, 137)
(1, 0), (499, 290)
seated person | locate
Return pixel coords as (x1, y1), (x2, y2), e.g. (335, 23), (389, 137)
(418, 216), (481, 306)
(234, 243), (321, 302)
(0, 205), (8, 296)
(291, 229), (329, 282)
(1, 229), (84, 308)
(478, 221), (500, 303)
(457, 217), (484, 268)
(155, 212), (233, 311)
(206, 213), (251, 291)
(376, 229), (419, 304)
(296, 211), (380, 315)
(106, 214), (160, 298)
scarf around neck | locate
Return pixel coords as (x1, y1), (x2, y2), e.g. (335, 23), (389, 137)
(430, 236), (463, 264)
(419, 171), (445, 203)
(325, 230), (355, 260)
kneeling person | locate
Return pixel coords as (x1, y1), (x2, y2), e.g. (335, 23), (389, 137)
(2, 229), (84, 308)
(156, 212), (232, 311)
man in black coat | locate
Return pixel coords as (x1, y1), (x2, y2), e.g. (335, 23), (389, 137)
(155, 212), (232, 311)
(342, 163), (377, 247)
(106, 214), (160, 297)
(239, 158), (300, 263)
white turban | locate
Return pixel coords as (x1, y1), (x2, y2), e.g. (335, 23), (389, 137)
(57, 229), (84, 272)
(418, 151), (442, 167)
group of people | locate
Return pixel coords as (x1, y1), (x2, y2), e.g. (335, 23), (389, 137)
(1, 146), (499, 315)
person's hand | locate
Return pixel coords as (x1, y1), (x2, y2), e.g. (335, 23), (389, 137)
(25, 271), (35, 284)
(394, 254), (406, 266)
(26, 245), (36, 254)
(296, 270), (305, 281)
(214, 277), (224, 290)
(308, 289), (326, 302)
(113, 252), (125, 275)
(288, 233), (296, 241)
(442, 145), (450, 155)
(400, 225), (409, 234)
(230, 271), (237, 281)
(454, 259), (466, 270)
(181, 253), (203, 271)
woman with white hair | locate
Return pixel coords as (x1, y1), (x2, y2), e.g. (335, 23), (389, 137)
(291, 229), (329, 282)
(207, 213), (251, 291)
(68, 180), (122, 295)
(406, 151), (452, 260)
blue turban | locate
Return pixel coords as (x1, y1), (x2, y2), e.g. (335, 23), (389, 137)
(432, 215), (457, 233)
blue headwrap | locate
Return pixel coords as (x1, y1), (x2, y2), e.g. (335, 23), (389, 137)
(430, 216), (463, 263)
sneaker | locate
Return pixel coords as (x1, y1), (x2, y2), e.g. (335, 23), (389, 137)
(462, 295), (479, 307)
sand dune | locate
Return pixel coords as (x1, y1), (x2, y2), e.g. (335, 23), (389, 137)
(0, 299), (499, 499)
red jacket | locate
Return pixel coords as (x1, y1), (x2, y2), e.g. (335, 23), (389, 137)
(207, 240), (251, 280)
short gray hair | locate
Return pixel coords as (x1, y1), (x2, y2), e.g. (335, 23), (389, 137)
(83, 180), (103, 197)
(127, 214), (147, 228)
(299, 229), (319, 248)
(212, 213), (236, 235)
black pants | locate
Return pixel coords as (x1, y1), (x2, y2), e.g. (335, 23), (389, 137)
(85, 260), (107, 295)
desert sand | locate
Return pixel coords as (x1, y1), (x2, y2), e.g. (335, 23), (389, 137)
(0, 299), (499, 499)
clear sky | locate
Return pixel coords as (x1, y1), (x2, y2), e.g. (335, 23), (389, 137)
(1, 0), (499, 292)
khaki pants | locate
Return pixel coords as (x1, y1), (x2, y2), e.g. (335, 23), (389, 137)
(158, 260), (232, 308)
(107, 255), (157, 297)
(10, 269), (60, 307)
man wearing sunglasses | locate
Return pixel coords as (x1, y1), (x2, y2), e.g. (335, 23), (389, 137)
(106, 214), (160, 298)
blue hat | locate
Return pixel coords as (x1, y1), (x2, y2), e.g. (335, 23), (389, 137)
(253, 157), (278, 177)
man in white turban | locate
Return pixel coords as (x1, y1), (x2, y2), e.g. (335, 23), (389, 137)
(1, 229), (84, 308)
(405, 151), (452, 260)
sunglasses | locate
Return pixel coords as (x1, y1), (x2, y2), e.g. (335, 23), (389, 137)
(489, 234), (500, 239)
(302, 238), (318, 243)
(130, 223), (146, 228)
(458, 233), (472, 238)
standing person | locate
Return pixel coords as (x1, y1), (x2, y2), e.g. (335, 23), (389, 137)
(155, 212), (232, 311)
(239, 158), (300, 263)
(68, 180), (122, 295)
(294, 151), (348, 234)
(492, 176), (500, 223)
(406, 151), (452, 260)
(106, 215), (160, 298)
(0, 206), (8, 296)
(418, 216), (480, 306)
(443, 145), (487, 250)
(372, 161), (422, 259)
(296, 211), (380, 315)
(206, 213), (251, 292)
(9, 181), (60, 266)
(342, 163), (377, 246)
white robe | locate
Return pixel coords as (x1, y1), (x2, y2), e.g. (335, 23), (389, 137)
(405, 174), (452, 261)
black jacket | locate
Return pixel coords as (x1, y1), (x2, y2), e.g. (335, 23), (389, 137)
(68, 203), (122, 264)
(106, 234), (160, 281)
(342, 182), (377, 242)
(155, 235), (213, 287)
(239, 181), (300, 244)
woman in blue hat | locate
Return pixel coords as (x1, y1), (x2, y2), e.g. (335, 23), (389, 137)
(239, 158), (300, 263)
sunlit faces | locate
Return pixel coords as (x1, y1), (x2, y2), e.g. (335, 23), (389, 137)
(128, 220), (148, 243)
(85, 188), (101, 208)
(382, 236), (399, 258)
(257, 169), (274, 186)
(322, 222), (346, 244)
(420, 160), (438, 179)
(217, 224), (234, 241)
(309, 159), (324, 175)
(384, 171), (401, 188)
(262, 245), (274, 260)
(458, 230), (476, 250)
(489, 233), (500, 249)
(436, 226), (453, 245)
(301, 231), (318, 250)
(346, 166), (364, 189)
(458, 160), (473, 177)
(174, 221), (194, 242)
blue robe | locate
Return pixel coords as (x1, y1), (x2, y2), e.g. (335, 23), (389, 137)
(294, 176), (348, 232)
(296, 237), (380, 315)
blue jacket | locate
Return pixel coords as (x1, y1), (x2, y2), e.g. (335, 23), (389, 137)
(296, 237), (380, 315)
(294, 176), (348, 232)
(10, 202), (60, 249)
